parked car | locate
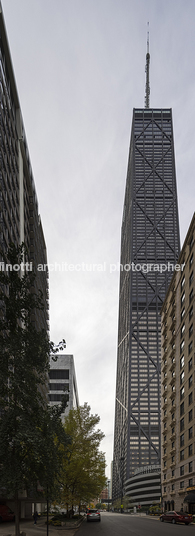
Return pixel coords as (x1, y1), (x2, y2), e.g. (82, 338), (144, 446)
(0, 505), (15, 522)
(86, 509), (101, 522)
(160, 511), (192, 525)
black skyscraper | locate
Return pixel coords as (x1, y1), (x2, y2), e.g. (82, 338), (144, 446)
(112, 107), (180, 500)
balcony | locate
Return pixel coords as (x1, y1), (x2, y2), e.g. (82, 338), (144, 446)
(178, 488), (186, 495)
(163, 414), (168, 423)
(170, 316), (176, 330)
(170, 447), (176, 455)
(171, 403), (176, 413)
(163, 336), (168, 348)
(170, 360), (176, 372)
(162, 375), (168, 385)
(162, 361), (168, 373)
(170, 375), (176, 386)
(170, 461), (176, 468)
(170, 490), (176, 496)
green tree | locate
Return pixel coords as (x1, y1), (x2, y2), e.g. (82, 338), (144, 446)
(58, 403), (106, 515)
(0, 244), (67, 536)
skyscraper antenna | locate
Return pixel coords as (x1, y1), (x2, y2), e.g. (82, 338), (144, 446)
(145, 22), (150, 108)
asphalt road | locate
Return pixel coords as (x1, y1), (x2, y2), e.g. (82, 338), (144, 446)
(77, 512), (194, 536)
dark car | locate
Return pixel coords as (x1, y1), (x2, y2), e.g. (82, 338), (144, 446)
(86, 509), (101, 522)
(160, 511), (192, 525)
(0, 505), (15, 522)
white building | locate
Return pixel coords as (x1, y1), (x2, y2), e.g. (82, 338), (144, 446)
(49, 354), (79, 420)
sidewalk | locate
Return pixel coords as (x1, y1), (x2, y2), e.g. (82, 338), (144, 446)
(0, 517), (83, 536)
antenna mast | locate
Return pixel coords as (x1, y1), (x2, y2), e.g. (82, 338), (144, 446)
(145, 22), (150, 108)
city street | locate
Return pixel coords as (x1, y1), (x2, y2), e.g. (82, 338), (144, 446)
(77, 512), (195, 536)
(0, 513), (194, 536)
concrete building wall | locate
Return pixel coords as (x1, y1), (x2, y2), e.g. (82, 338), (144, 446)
(49, 354), (79, 421)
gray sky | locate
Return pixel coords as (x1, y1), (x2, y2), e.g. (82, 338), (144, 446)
(2, 0), (195, 478)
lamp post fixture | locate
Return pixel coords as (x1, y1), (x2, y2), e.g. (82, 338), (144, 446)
(120, 457), (124, 513)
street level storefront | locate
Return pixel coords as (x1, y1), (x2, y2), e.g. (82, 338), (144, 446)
(184, 488), (195, 514)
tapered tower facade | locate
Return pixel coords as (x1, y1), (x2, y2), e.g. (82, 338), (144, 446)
(112, 107), (180, 501)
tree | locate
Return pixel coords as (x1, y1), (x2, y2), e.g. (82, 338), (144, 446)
(0, 244), (67, 536)
(57, 403), (106, 515)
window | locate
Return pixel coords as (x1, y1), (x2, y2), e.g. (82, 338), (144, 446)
(189, 324), (193, 338)
(180, 449), (184, 461)
(189, 375), (193, 388)
(180, 340), (185, 354)
(164, 448), (166, 455)
(189, 357), (193, 371)
(180, 481), (184, 489)
(172, 455), (175, 463)
(172, 412), (175, 421)
(189, 426), (193, 439)
(172, 469), (175, 477)
(189, 444), (193, 456)
(181, 308), (185, 321)
(49, 382), (69, 391)
(171, 427), (175, 435)
(189, 478), (193, 487)
(164, 422), (167, 429)
(189, 289), (193, 303)
(180, 434), (184, 447)
(189, 341), (193, 354)
(181, 324), (185, 337)
(181, 291), (185, 306)
(49, 369), (69, 380)
(180, 371), (185, 385)
(172, 399), (175, 406)
(189, 271), (194, 286)
(180, 355), (184, 369)
(190, 253), (194, 267)
(172, 442), (175, 449)
(164, 473), (167, 480)
(189, 461), (193, 473)
(189, 392), (193, 405)
(180, 418), (184, 432)
(189, 305), (193, 321)
(172, 484), (175, 491)
(164, 435), (167, 442)
(180, 465), (184, 476)
(164, 461), (166, 467)
(189, 409), (193, 422)
(180, 386), (185, 400)
(164, 486), (166, 493)
(181, 276), (185, 289)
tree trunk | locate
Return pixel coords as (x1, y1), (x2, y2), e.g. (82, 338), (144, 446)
(14, 491), (20, 536)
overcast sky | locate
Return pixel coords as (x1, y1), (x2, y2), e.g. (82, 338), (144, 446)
(2, 0), (195, 478)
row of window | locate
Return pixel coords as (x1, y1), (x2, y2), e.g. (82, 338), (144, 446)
(164, 478), (193, 493)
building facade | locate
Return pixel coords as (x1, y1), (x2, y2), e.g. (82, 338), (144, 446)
(161, 213), (195, 513)
(112, 108), (180, 501)
(49, 354), (79, 420)
(0, 3), (49, 518)
(0, 3), (49, 334)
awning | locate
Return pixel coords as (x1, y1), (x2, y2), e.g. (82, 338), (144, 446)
(184, 492), (195, 503)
